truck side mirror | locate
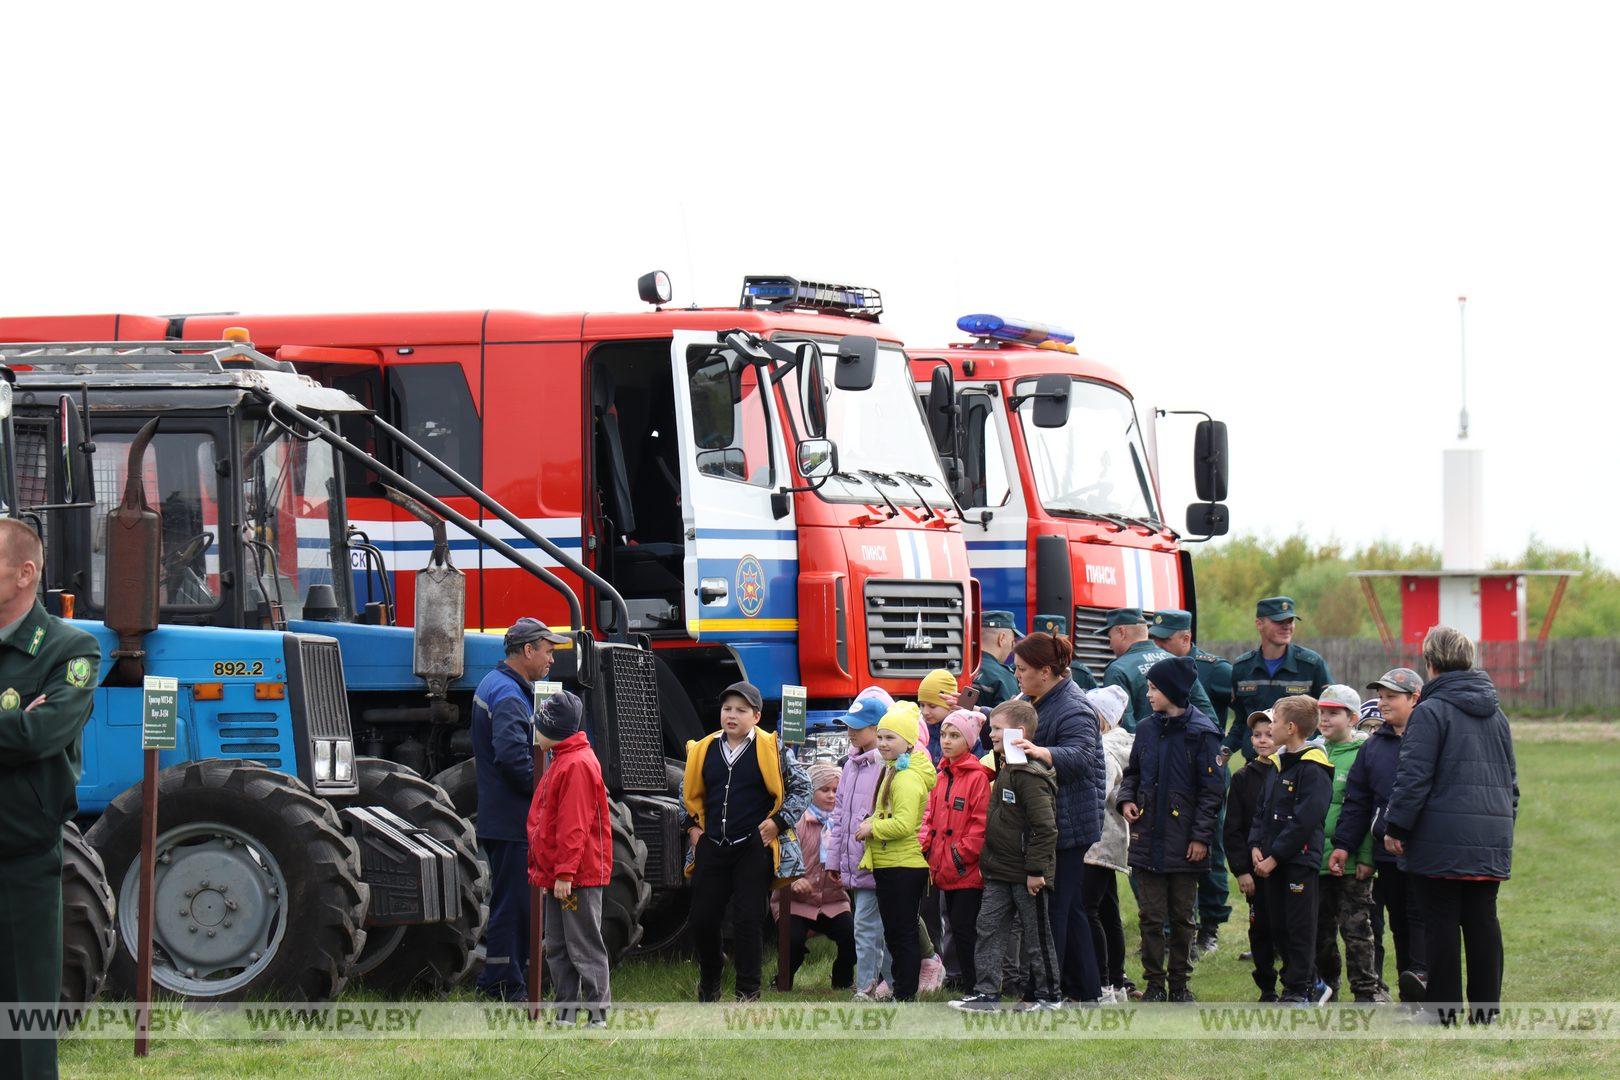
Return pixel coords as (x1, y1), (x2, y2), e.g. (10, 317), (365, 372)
(834, 335), (878, 391)
(800, 343), (828, 439)
(1193, 419), (1229, 502)
(926, 365), (956, 451)
(1031, 374), (1071, 428)
(1186, 502), (1230, 537)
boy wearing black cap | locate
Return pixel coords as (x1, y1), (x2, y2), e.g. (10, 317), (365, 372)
(1116, 655), (1224, 1002)
(681, 681), (811, 1001)
(527, 690), (612, 1025)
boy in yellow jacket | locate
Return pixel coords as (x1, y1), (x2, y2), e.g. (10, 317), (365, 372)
(855, 701), (937, 1001)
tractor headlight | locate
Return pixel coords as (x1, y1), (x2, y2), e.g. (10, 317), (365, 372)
(314, 739), (333, 782)
(333, 740), (355, 783)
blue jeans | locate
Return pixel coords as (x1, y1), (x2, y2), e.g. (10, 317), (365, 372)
(850, 887), (892, 991)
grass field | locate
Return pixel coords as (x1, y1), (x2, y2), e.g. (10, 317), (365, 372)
(60, 722), (1620, 1078)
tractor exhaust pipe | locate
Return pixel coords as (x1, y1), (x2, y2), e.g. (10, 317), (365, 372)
(103, 418), (162, 685)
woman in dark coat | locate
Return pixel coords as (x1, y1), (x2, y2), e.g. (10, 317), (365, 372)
(1009, 632), (1105, 1003)
(1384, 626), (1518, 1025)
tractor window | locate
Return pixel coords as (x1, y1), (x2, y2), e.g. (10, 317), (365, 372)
(90, 431), (222, 610)
(687, 352), (773, 488)
(240, 418), (352, 622)
(389, 364), (482, 495)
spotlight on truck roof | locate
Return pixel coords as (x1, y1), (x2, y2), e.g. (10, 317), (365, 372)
(956, 313), (1077, 352)
(638, 270), (673, 307)
(740, 276), (882, 321)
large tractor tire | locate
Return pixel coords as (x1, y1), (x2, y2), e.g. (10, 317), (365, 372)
(430, 759), (651, 965)
(60, 821), (115, 1009)
(336, 758), (489, 993)
(86, 759), (368, 1002)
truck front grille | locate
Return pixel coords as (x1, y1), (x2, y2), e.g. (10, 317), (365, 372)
(1074, 606), (1122, 683)
(865, 579), (965, 678)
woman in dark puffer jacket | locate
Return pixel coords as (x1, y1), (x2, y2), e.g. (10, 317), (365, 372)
(1384, 626), (1518, 1026)
(1009, 632), (1106, 1003)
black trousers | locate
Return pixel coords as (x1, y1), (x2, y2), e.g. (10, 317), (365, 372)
(1262, 864), (1319, 997)
(1, 842), (63, 1080)
(1373, 862), (1428, 984)
(475, 839), (530, 1001)
(942, 887), (983, 992)
(788, 910), (857, 989)
(873, 866), (929, 1000)
(1418, 876), (1502, 1025)
(1052, 847), (1103, 1001)
(691, 834), (773, 998)
(1081, 864), (1126, 987)
(1246, 891), (1278, 996)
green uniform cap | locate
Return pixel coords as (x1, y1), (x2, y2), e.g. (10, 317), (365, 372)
(1034, 613), (1068, 637)
(981, 610), (1020, 633)
(1255, 596), (1302, 622)
(1147, 608), (1192, 639)
(1098, 608), (1145, 634)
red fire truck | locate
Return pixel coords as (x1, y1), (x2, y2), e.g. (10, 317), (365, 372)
(908, 314), (1229, 681)
(1, 279), (978, 742)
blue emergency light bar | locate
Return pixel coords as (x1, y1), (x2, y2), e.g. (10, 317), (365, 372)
(957, 313), (1076, 348)
(740, 276), (883, 320)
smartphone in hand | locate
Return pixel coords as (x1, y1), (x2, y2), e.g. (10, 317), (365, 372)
(955, 685), (981, 711)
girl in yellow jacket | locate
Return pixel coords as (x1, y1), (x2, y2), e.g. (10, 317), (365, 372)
(855, 702), (937, 1001)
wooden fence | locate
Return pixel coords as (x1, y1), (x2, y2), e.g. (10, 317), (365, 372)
(1200, 637), (1620, 714)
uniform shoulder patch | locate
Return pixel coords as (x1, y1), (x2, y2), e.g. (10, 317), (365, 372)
(66, 656), (94, 688)
(0, 687), (18, 711)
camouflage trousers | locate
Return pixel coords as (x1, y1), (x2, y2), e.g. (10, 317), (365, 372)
(1316, 873), (1382, 999)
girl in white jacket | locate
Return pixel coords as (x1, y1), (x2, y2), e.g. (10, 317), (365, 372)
(1083, 685), (1136, 1002)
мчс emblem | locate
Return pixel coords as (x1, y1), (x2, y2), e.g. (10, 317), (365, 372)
(736, 555), (766, 618)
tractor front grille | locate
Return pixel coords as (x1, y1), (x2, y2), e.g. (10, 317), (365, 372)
(293, 636), (353, 740)
(596, 644), (666, 796)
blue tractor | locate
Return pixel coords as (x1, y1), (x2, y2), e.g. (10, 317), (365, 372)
(2, 337), (675, 1003)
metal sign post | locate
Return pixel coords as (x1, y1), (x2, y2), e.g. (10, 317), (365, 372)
(775, 685), (808, 992)
(527, 680), (562, 1022)
(136, 676), (177, 1057)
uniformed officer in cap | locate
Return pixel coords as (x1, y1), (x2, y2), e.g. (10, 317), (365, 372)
(1032, 613), (1098, 690)
(972, 610), (1021, 709)
(1149, 609), (1234, 957)
(0, 519), (100, 1080)
(1221, 596), (1332, 765)
(1101, 608), (1214, 732)
(471, 616), (571, 1001)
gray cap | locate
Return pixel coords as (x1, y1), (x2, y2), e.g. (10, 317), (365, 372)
(505, 617), (570, 650)
(1318, 684), (1362, 714)
(721, 681), (764, 712)
(1367, 667), (1423, 695)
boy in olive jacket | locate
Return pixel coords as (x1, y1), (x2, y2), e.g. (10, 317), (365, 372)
(950, 700), (1060, 1011)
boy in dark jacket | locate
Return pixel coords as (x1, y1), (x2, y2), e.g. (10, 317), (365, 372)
(1116, 656), (1224, 1003)
(527, 691), (613, 1025)
(1225, 709), (1279, 1000)
(949, 700), (1061, 1011)
(1249, 695), (1335, 1005)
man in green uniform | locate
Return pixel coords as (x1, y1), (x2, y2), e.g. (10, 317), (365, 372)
(0, 519), (101, 1080)
(1032, 613), (1097, 690)
(1150, 609), (1233, 956)
(972, 610), (1021, 709)
(1221, 596), (1332, 765)
(1101, 608), (1214, 732)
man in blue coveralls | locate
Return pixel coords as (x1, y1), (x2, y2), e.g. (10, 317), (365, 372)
(472, 617), (570, 1001)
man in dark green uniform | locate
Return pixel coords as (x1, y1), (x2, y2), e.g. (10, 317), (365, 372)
(1101, 608), (1214, 732)
(0, 519), (101, 1080)
(972, 610), (1021, 709)
(1032, 613), (1098, 690)
(1150, 609), (1233, 956)
(1221, 595), (1332, 765)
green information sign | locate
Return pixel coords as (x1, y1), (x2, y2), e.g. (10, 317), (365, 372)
(142, 676), (178, 751)
(532, 681), (564, 744)
(779, 684), (808, 745)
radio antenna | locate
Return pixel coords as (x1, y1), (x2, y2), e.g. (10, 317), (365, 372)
(1457, 295), (1469, 440)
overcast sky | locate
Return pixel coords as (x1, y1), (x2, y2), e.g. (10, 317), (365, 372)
(5, 3), (1616, 565)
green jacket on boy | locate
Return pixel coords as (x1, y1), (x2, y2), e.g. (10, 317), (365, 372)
(1320, 733), (1374, 874)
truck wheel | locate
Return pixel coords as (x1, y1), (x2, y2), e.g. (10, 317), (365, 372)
(337, 759), (489, 993)
(429, 759), (650, 965)
(60, 821), (115, 1010)
(86, 759), (369, 1002)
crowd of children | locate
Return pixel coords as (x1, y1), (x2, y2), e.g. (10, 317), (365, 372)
(519, 624), (1427, 1017)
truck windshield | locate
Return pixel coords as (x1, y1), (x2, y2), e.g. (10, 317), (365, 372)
(1014, 378), (1160, 522)
(784, 340), (952, 509)
(240, 415), (352, 621)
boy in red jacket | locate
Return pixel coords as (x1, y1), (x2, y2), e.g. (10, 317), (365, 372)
(527, 690), (612, 1025)
(924, 709), (993, 992)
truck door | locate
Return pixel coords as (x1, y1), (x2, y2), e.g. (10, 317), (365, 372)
(668, 332), (795, 642)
